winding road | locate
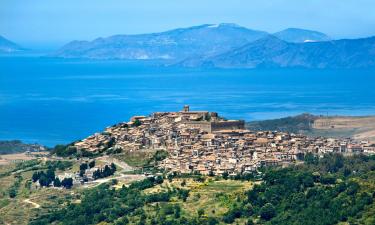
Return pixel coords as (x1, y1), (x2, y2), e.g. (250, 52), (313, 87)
(23, 199), (40, 209)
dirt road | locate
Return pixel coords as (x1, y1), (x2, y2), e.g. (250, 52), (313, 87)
(23, 199), (40, 209)
(97, 156), (134, 171)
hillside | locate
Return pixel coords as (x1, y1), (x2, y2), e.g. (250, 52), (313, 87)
(311, 116), (375, 141)
(246, 113), (317, 133)
(0, 36), (24, 53)
(273, 28), (331, 43)
(247, 114), (375, 141)
(0, 140), (45, 155)
(185, 35), (375, 69)
(53, 23), (268, 60)
(28, 154), (375, 225)
(52, 24), (375, 68)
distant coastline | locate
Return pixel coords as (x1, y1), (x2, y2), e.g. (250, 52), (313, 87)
(2, 114), (375, 149)
(247, 114), (375, 141)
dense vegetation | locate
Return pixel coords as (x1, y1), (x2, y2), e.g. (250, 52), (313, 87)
(29, 154), (375, 225)
(239, 154), (375, 224)
(246, 113), (317, 133)
(51, 144), (78, 157)
(29, 176), (169, 225)
(31, 161), (75, 188)
(92, 163), (117, 179)
(8, 174), (23, 198)
(52, 142), (118, 158)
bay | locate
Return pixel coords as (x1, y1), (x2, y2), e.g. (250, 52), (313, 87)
(1, 56), (374, 146)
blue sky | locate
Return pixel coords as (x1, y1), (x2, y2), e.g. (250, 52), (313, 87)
(1, 0), (375, 49)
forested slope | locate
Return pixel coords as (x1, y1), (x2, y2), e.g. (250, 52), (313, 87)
(29, 154), (375, 225)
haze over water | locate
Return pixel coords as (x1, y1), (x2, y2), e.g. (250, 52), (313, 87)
(1, 56), (375, 146)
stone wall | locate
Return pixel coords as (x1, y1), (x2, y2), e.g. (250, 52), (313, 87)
(211, 120), (245, 132)
(185, 121), (212, 132)
(185, 120), (245, 133)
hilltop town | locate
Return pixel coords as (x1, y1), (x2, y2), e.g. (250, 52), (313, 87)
(73, 106), (375, 175)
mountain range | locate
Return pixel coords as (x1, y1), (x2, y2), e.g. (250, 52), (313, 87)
(182, 35), (375, 68)
(3, 24), (375, 69)
(54, 24), (269, 60)
(0, 35), (24, 53)
(53, 24), (332, 61)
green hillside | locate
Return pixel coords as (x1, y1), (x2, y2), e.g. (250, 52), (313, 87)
(29, 154), (375, 225)
(246, 113), (317, 133)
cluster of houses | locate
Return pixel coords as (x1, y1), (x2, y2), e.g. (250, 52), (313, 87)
(56, 162), (113, 186)
(73, 106), (375, 175)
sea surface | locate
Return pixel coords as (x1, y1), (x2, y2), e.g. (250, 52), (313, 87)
(1, 55), (375, 146)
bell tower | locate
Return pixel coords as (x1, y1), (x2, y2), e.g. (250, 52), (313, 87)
(183, 105), (190, 112)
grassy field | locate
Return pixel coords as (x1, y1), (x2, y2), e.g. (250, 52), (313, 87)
(143, 177), (253, 223)
(114, 149), (157, 167)
(0, 160), (80, 225)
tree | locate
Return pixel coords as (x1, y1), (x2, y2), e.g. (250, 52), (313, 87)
(222, 213), (235, 224)
(243, 203), (254, 217)
(39, 174), (50, 187)
(32, 171), (40, 182)
(46, 168), (55, 182)
(347, 181), (360, 195)
(260, 203), (276, 220)
(80, 163), (88, 171)
(301, 174), (314, 188)
(103, 165), (112, 177)
(9, 188), (16, 198)
(107, 137), (116, 149)
(89, 160), (96, 168)
(115, 216), (129, 225)
(222, 171), (229, 180)
(155, 176), (164, 184)
(197, 208), (204, 218)
(174, 205), (181, 218)
(111, 163), (116, 171)
(304, 152), (318, 165)
(167, 174), (173, 182)
(161, 204), (174, 215)
(61, 178), (73, 189)
(54, 177), (61, 187)
(321, 174), (336, 185)
(207, 217), (219, 225)
(153, 150), (168, 162)
(132, 119), (142, 127)
(246, 219), (255, 225)
(112, 179), (118, 185)
(178, 189), (190, 202)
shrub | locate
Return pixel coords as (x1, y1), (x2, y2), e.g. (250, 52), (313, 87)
(260, 203), (276, 220)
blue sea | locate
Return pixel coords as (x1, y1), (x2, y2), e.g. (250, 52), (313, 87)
(1, 55), (375, 146)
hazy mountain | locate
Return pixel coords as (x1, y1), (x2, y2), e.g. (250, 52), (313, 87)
(274, 28), (331, 43)
(54, 23), (268, 60)
(183, 35), (375, 69)
(0, 35), (24, 53)
(53, 24), (375, 68)
(0, 140), (45, 155)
